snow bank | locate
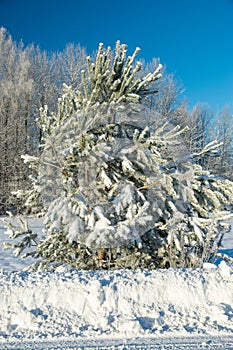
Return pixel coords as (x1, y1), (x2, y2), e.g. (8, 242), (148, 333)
(0, 263), (232, 343)
(0, 218), (233, 346)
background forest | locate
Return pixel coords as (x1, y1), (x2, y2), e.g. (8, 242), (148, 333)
(0, 27), (233, 214)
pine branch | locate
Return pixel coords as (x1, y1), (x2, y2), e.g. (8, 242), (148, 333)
(215, 252), (233, 264)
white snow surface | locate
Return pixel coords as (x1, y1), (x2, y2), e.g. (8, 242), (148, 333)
(0, 217), (233, 349)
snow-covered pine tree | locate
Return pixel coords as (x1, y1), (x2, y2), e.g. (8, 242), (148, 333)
(4, 41), (233, 270)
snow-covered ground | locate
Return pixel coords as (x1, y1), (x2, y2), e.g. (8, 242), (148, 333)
(0, 217), (233, 349)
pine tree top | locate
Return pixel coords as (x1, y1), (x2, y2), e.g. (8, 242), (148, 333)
(39, 41), (163, 137)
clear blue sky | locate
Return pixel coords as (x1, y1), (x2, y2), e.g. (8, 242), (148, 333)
(1, 0), (233, 112)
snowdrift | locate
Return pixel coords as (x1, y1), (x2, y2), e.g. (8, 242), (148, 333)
(0, 263), (232, 343)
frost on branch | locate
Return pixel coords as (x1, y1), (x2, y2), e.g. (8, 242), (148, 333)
(5, 41), (233, 271)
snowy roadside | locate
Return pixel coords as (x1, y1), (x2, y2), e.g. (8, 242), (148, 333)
(0, 217), (233, 349)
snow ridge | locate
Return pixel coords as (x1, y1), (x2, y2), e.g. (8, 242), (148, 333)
(0, 263), (232, 344)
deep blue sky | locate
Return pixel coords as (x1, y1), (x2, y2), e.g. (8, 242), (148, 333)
(1, 0), (233, 112)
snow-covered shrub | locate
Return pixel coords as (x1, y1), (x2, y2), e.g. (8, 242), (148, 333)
(3, 41), (233, 270)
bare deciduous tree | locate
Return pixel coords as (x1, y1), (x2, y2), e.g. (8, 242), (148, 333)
(212, 106), (233, 178)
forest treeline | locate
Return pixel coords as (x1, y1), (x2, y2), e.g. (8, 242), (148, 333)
(0, 27), (232, 214)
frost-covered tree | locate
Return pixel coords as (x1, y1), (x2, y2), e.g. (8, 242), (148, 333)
(58, 42), (87, 89)
(0, 27), (34, 213)
(212, 106), (233, 179)
(173, 103), (212, 156)
(4, 41), (233, 271)
(0, 29), (58, 213)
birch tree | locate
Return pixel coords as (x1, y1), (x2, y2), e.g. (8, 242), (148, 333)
(213, 106), (233, 179)
(0, 28), (34, 213)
